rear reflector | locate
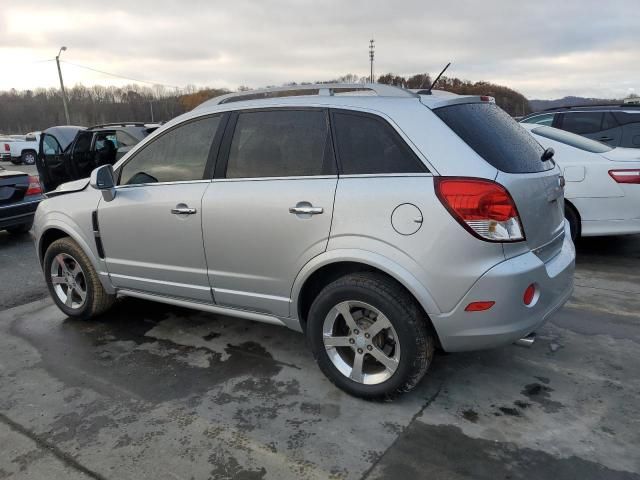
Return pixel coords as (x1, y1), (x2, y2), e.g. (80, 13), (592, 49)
(609, 169), (640, 184)
(435, 177), (525, 242)
(465, 301), (495, 312)
(26, 175), (42, 196)
(523, 284), (536, 306)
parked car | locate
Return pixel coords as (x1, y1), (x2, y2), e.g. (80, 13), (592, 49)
(522, 123), (640, 240)
(0, 165), (43, 233)
(520, 104), (640, 149)
(37, 123), (160, 192)
(0, 132), (40, 165)
(33, 84), (575, 399)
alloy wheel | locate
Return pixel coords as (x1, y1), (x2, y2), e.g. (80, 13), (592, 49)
(322, 300), (401, 385)
(50, 253), (87, 309)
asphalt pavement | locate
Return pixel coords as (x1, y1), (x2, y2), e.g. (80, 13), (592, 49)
(0, 231), (639, 479)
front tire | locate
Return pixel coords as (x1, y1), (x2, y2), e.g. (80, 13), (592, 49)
(306, 272), (434, 400)
(44, 237), (115, 319)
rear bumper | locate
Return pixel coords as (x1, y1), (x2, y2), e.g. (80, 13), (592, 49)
(431, 222), (575, 352)
(0, 197), (42, 229)
(581, 218), (640, 237)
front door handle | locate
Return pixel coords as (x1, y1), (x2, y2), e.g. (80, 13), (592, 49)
(289, 206), (324, 215)
(171, 206), (197, 215)
(600, 136), (614, 142)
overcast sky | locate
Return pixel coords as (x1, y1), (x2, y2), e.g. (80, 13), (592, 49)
(1, 0), (638, 99)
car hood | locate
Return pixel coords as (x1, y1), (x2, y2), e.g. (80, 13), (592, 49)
(602, 147), (640, 162)
(47, 178), (90, 197)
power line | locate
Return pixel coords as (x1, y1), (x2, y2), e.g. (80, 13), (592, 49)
(60, 60), (181, 90)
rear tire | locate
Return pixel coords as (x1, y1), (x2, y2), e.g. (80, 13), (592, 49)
(565, 203), (580, 242)
(21, 150), (36, 165)
(44, 237), (115, 319)
(6, 222), (32, 234)
(306, 272), (434, 400)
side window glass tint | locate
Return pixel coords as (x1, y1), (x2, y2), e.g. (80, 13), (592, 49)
(562, 112), (604, 134)
(119, 116), (220, 185)
(43, 134), (62, 155)
(333, 112), (427, 174)
(601, 113), (618, 130)
(524, 113), (555, 126)
(226, 110), (332, 178)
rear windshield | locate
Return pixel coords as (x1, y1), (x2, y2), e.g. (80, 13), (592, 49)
(434, 102), (552, 173)
(531, 126), (612, 153)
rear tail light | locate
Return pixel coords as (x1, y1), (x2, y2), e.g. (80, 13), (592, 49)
(435, 177), (525, 242)
(609, 169), (640, 184)
(3, 143), (9, 152)
(26, 175), (42, 196)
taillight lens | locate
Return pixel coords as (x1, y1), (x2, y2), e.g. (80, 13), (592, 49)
(609, 169), (640, 184)
(435, 177), (525, 242)
(3, 143), (9, 152)
(26, 175), (42, 196)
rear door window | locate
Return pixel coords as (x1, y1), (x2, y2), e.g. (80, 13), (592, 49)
(434, 102), (550, 173)
(561, 112), (604, 134)
(225, 109), (334, 178)
(331, 111), (427, 174)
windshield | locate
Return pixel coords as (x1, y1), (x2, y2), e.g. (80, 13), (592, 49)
(434, 102), (553, 173)
(531, 126), (613, 153)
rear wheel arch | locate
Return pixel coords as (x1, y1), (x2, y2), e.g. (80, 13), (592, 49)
(295, 260), (441, 348)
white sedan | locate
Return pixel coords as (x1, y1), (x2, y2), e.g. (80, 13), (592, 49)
(521, 123), (640, 240)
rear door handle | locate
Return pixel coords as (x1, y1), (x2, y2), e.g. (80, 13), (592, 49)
(289, 206), (324, 215)
(171, 206), (197, 215)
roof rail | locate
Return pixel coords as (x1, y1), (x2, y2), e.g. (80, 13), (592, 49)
(196, 83), (418, 109)
(87, 122), (149, 129)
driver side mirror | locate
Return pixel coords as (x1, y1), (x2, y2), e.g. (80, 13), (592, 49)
(90, 164), (117, 202)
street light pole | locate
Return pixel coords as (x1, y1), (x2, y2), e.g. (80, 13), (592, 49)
(55, 46), (71, 124)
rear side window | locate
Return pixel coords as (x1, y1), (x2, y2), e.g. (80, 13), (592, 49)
(522, 113), (555, 126)
(119, 116), (220, 185)
(226, 110), (334, 178)
(561, 112), (604, 134)
(332, 112), (427, 174)
(435, 102), (550, 173)
(532, 126), (612, 153)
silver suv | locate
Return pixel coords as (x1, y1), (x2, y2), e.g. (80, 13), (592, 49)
(33, 84), (575, 399)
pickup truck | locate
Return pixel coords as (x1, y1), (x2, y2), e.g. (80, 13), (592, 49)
(1, 132), (41, 165)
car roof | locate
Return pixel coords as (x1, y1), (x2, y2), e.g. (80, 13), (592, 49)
(193, 84), (491, 116)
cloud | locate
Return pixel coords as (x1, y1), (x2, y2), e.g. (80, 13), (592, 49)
(1, 0), (638, 99)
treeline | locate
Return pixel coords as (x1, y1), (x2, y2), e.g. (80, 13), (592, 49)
(0, 85), (229, 134)
(375, 72), (531, 116)
(0, 73), (530, 133)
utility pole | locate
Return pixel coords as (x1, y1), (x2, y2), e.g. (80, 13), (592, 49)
(55, 46), (71, 124)
(369, 39), (375, 83)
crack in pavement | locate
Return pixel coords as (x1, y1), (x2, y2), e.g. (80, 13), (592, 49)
(359, 381), (445, 480)
(0, 411), (108, 480)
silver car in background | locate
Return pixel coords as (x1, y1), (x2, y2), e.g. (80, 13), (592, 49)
(33, 84), (575, 399)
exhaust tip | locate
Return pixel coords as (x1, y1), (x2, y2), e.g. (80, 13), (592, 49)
(515, 332), (536, 348)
